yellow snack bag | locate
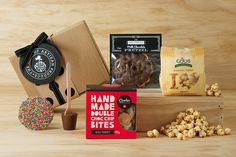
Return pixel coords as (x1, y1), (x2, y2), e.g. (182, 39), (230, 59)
(160, 47), (205, 96)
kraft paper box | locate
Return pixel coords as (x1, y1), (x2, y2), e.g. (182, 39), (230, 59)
(9, 20), (109, 107)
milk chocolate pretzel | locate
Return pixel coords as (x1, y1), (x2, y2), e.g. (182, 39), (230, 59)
(114, 53), (153, 87)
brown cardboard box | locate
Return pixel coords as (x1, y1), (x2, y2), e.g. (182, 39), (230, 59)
(9, 20), (109, 107)
(137, 89), (223, 131)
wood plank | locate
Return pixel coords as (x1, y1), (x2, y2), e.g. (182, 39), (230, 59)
(137, 89), (223, 131)
(0, 86), (235, 157)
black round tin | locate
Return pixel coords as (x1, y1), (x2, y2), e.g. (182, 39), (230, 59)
(20, 43), (61, 85)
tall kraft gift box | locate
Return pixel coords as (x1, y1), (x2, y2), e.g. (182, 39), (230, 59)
(9, 20), (109, 107)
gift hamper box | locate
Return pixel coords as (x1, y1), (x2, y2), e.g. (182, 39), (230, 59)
(9, 20), (109, 107)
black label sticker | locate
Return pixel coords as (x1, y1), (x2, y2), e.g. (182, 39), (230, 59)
(91, 130), (114, 135)
(110, 34), (161, 53)
(117, 95), (132, 109)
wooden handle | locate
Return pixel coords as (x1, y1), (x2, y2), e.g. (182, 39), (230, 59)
(65, 63), (72, 115)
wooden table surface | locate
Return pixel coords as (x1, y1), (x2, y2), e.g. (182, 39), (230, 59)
(0, 0), (236, 157)
(1, 88), (236, 157)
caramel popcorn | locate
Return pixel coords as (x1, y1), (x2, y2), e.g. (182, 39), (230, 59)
(149, 108), (231, 140)
(206, 83), (222, 97)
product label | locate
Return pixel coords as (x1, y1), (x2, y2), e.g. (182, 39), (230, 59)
(25, 48), (56, 80)
(110, 34), (161, 53)
(175, 57), (192, 68)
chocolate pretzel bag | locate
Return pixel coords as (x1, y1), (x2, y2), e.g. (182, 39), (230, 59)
(160, 47), (205, 96)
(110, 34), (162, 88)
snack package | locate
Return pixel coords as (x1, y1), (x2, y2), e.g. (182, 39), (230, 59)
(160, 47), (205, 95)
(110, 34), (162, 88)
(86, 84), (136, 139)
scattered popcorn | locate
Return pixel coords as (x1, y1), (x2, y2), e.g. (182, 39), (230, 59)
(147, 108), (231, 140)
(206, 83), (222, 97)
(177, 133), (183, 140)
(215, 125), (223, 130)
(206, 129), (214, 136)
(199, 130), (207, 138)
(188, 129), (196, 138)
(217, 129), (225, 136)
(147, 129), (159, 138)
(147, 131), (154, 137)
(193, 111), (201, 118)
(225, 128), (231, 135)
(152, 129), (160, 137)
(167, 132), (175, 138)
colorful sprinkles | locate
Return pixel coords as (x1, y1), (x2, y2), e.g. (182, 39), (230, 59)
(18, 96), (54, 130)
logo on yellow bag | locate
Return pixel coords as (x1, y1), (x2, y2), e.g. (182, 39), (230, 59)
(175, 57), (192, 68)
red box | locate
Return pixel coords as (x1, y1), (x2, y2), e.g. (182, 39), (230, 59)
(86, 84), (136, 139)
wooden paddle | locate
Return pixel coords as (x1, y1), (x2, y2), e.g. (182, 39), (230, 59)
(64, 62), (72, 115)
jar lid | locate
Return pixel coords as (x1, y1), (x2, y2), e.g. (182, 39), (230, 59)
(20, 43), (61, 85)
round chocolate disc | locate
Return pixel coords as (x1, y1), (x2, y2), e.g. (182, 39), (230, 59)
(18, 96), (54, 130)
(20, 43), (61, 85)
